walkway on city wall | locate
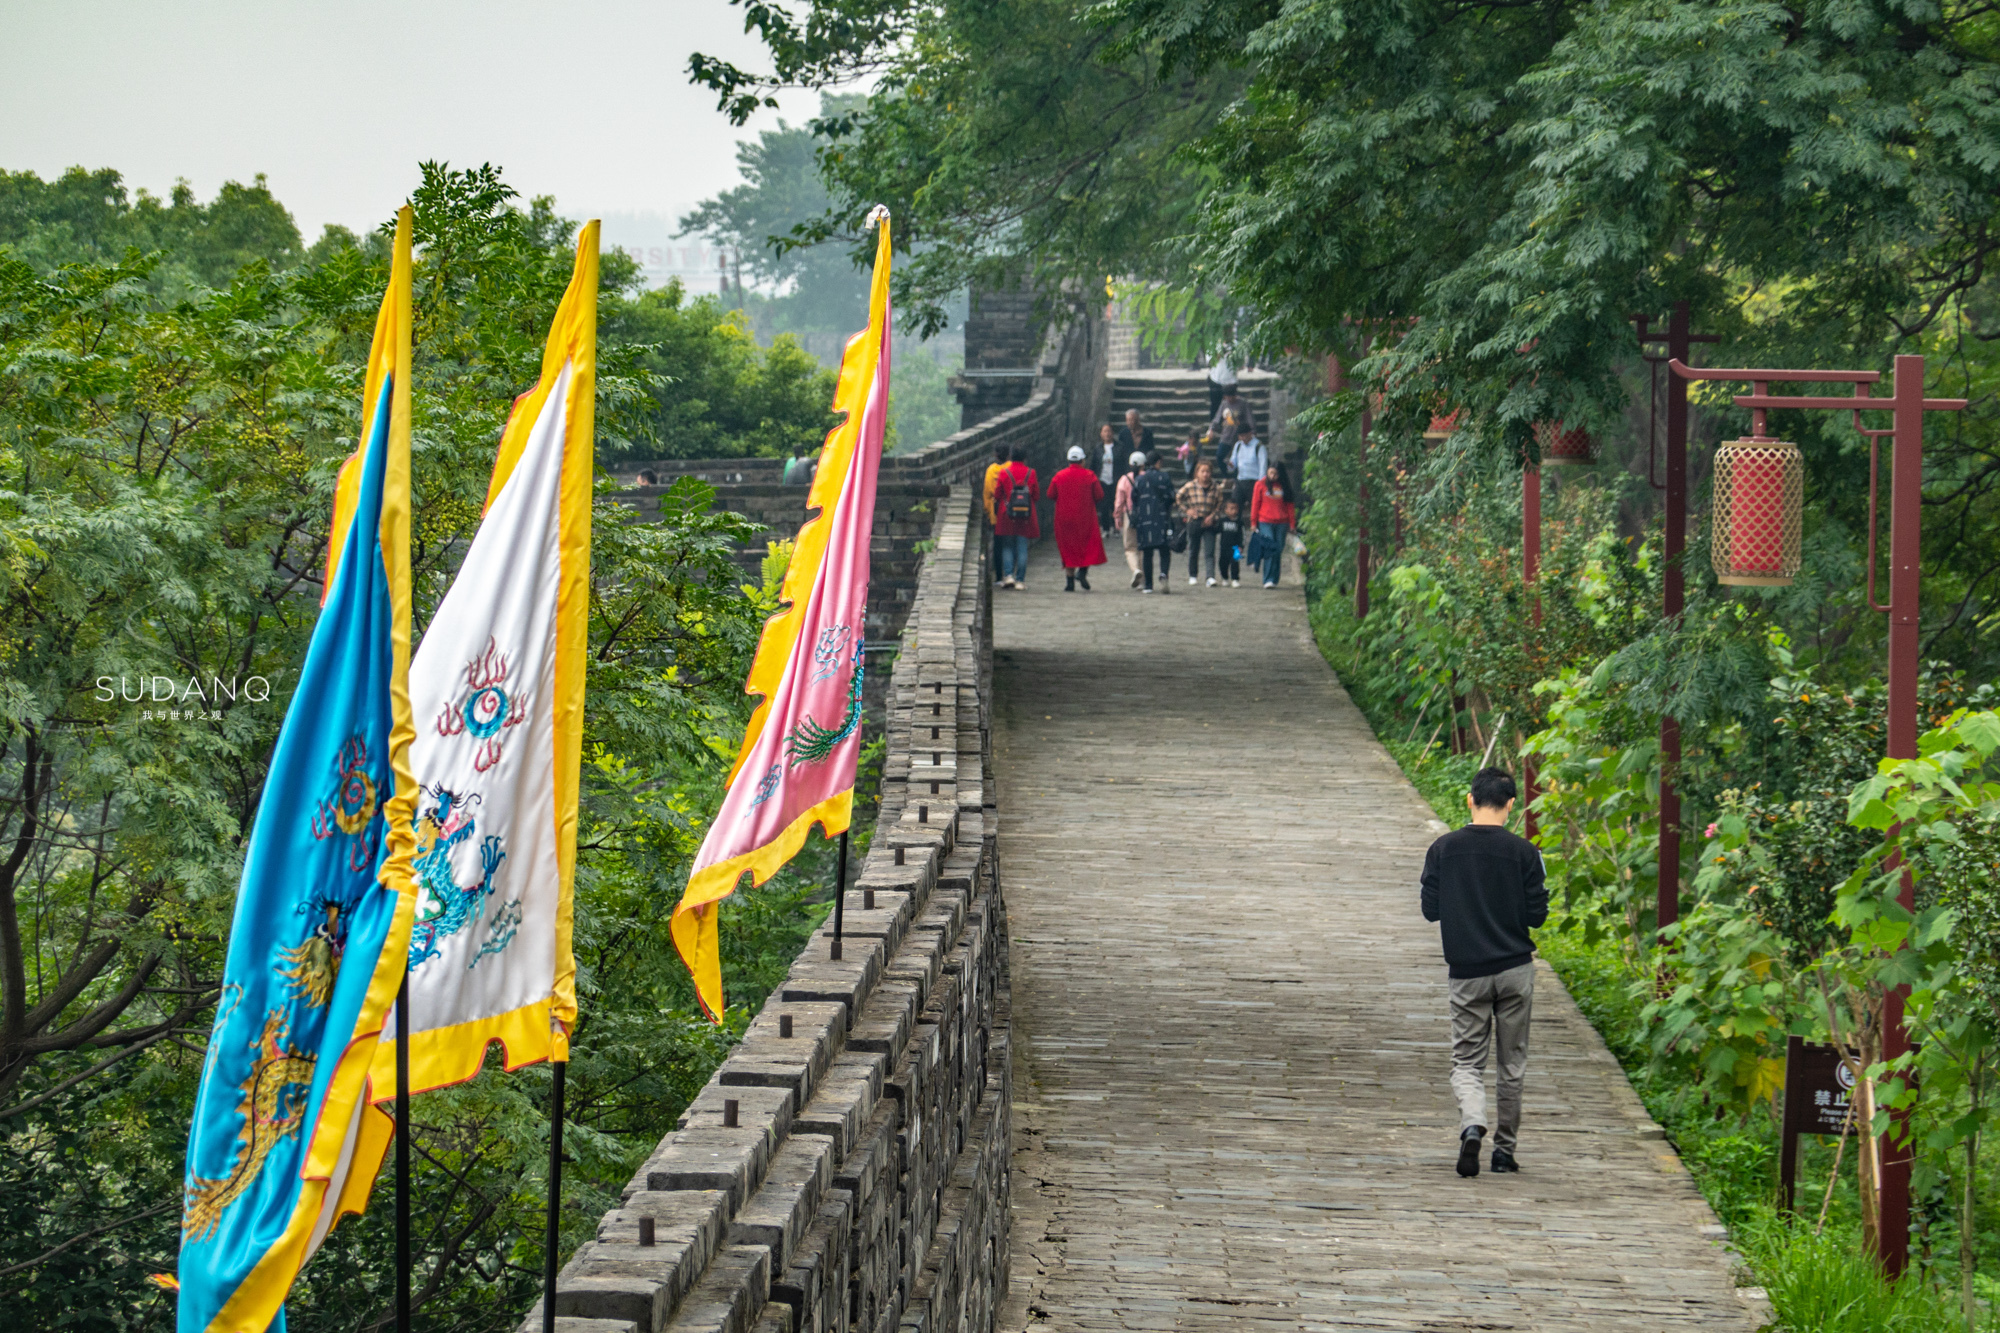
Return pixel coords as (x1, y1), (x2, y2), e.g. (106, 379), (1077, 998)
(989, 548), (1763, 1332)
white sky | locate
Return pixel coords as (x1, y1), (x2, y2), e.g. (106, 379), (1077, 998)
(0, 0), (822, 247)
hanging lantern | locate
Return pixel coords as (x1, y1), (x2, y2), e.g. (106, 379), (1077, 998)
(1711, 437), (1804, 586)
(1424, 408), (1461, 440)
(1533, 420), (1596, 465)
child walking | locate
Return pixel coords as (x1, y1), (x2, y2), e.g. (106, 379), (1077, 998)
(1216, 500), (1245, 587)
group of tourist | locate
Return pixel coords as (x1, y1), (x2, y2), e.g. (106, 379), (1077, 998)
(981, 386), (1298, 594)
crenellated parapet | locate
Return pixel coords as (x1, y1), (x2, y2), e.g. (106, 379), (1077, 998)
(523, 487), (1008, 1333)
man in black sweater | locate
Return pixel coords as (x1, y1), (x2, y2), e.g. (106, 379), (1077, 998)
(1420, 766), (1548, 1178)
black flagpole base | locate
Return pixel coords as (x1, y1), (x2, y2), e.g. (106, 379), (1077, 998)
(543, 1058), (567, 1333)
(833, 828), (849, 952)
(396, 973), (411, 1333)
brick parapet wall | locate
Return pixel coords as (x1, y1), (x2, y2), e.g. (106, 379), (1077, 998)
(613, 374), (1065, 495)
(524, 487), (1009, 1333)
(616, 310), (1106, 498)
(610, 318), (1095, 686)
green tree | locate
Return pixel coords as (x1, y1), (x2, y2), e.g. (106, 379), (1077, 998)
(678, 95), (873, 342)
(0, 166), (308, 288)
(609, 281), (837, 459)
(689, 0), (1237, 337)
(675, 93), (967, 452)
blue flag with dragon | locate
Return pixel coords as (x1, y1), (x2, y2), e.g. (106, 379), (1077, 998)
(175, 366), (416, 1333)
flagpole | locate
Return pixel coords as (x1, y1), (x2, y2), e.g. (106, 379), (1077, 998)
(832, 830), (849, 956)
(543, 1058), (565, 1333)
(396, 973), (411, 1333)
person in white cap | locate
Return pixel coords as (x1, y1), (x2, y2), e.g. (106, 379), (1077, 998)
(1047, 445), (1107, 592)
(1112, 450), (1149, 588)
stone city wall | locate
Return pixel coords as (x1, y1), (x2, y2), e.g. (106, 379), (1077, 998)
(612, 314), (1105, 665)
(525, 487), (1009, 1333)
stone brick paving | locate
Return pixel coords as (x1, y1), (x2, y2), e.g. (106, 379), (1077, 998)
(988, 550), (1763, 1332)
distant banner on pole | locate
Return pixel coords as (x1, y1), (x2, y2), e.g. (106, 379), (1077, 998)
(174, 206), (419, 1333)
(671, 209), (893, 1020)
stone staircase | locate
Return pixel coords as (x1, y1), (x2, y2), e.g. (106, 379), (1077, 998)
(1106, 369), (1281, 453)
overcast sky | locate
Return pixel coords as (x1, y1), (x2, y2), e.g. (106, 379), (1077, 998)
(1, 0), (822, 250)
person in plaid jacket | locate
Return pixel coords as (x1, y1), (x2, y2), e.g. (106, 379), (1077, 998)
(1175, 460), (1230, 587)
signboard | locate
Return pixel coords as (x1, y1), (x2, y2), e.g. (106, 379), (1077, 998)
(1779, 1035), (1859, 1214)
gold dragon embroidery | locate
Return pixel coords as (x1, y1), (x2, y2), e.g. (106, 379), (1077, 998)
(182, 1007), (316, 1241)
(276, 904), (342, 1008)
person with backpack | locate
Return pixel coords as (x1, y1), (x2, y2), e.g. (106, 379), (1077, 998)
(992, 445), (1041, 589)
(1047, 445), (1107, 592)
(1128, 454), (1179, 594)
(1112, 450), (1147, 588)
(982, 442), (1011, 585)
(1227, 432), (1268, 511)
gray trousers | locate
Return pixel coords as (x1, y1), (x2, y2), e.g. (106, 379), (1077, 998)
(1186, 526), (1218, 579)
(1448, 961), (1535, 1151)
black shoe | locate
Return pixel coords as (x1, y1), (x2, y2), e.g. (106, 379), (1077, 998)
(1078, 570), (1091, 591)
(1064, 578), (1075, 592)
(1490, 1147), (1519, 1173)
(1456, 1126), (1484, 1178)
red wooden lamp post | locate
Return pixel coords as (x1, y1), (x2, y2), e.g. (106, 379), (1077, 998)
(1519, 414), (1583, 837)
(1634, 305), (1721, 938)
(1668, 353), (1966, 1276)
(1521, 458), (1542, 837)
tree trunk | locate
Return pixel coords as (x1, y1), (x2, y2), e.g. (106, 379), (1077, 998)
(1822, 979), (1885, 1264)
(1965, 1054), (1982, 1330)
(1852, 1010), (1885, 1264)
(1857, 1063), (1881, 1260)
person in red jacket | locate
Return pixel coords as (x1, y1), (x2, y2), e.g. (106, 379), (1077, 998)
(1249, 461), (1298, 588)
(992, 446), (1041, 589)
(1046, 445), (1108, 592)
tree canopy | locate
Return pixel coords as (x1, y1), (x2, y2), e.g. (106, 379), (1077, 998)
(1, 166), (310, 288)
(690, 0), (1239, 336)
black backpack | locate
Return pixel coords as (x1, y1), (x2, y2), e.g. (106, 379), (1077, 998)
(1006, 480), (1034, 524)
(1132, 471), (1173, 544)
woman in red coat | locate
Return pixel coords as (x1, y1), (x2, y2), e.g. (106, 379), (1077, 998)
(1046, 446), (1108, 592)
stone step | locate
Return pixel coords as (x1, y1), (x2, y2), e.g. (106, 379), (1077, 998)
(1106, 375), (1277, 444)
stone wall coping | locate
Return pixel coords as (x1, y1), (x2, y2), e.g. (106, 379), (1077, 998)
(520, 485), (1006, 1333)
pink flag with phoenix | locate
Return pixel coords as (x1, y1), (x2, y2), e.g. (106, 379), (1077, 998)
(671, 209), (892, 1018)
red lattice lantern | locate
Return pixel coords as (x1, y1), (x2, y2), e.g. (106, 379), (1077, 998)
(1533, 420), (1596, 465)
(1711, 438), (1804, 586)
(1424, 408), (1462, 440)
